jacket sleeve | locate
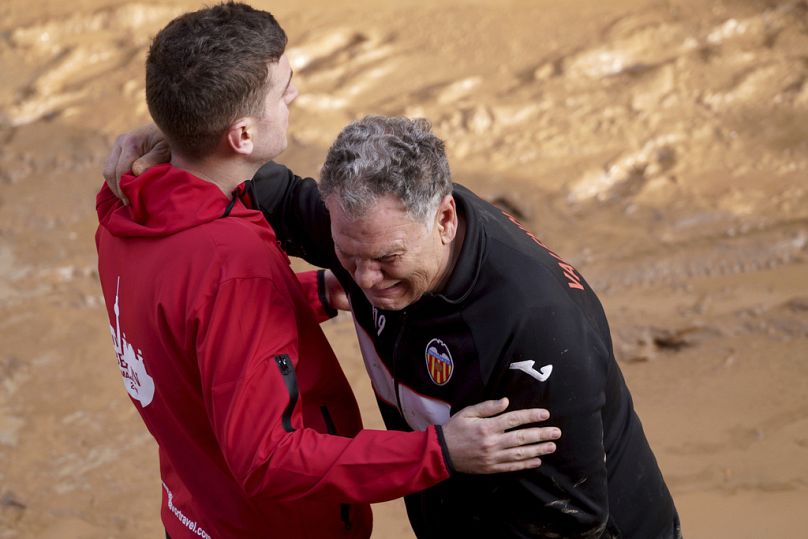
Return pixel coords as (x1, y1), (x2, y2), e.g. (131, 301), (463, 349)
(295, 269), (338, 323)
(249, 162), (338, 270)
(194, 275), (450, 506)
(487, 303), (612, 538)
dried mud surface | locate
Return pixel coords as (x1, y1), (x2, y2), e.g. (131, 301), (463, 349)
(1, 0), (807, 537)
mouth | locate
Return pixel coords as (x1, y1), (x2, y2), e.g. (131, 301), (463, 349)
(368, 282), (403, 297)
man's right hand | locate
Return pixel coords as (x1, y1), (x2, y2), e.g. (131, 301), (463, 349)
(442, 398), (560, 474)
(102, 123), (171, 205)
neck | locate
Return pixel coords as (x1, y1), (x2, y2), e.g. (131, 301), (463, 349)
(171, 153), (259, 199)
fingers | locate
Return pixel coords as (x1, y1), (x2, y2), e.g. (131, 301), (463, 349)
(476, 438), (558, 474)
(510, 441), (557, 460)
(500, 440), (557, 463)
(471, 441), (558, 474)
(456, 401), (550, 428)
(102, 139), (122, 184)
(132, 142), (170, 176)
(102, 124), (166, 205)
(498, 425), (561, 449)
(456, 397), (509, 419)
(492, 407), (550, 431)
(103, 141), (124, 200)
(131, 155), (152, 176)
(107, 134), (142, 206)
(485, 456), (544, 474)
(116, 137), (144, 184)
(442, 401), (561, 474)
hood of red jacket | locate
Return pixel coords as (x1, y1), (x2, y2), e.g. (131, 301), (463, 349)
(97, 164), (245, 237)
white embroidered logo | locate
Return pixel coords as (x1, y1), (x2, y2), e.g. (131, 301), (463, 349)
(372, 306), (386, 336)
(109, 276), (155, 407)
(509, 360), (553, 382)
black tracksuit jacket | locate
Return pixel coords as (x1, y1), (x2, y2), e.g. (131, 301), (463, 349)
(249, 162), (678, 539)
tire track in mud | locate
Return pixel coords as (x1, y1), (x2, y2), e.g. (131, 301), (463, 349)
(667, 404), (808, 458)
(583, 219), (808, 292)
(576, 215), (808, 362)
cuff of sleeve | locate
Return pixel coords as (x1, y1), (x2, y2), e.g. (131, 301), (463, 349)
(434, 424), (456, 476)
(317, 269), (338, 319)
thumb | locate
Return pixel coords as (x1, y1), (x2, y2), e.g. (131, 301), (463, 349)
(131, 153), (160, 176)
(132, 143), (171, 176)
(458, 397), (509, 419)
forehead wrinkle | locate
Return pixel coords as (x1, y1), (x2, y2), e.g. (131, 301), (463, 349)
(329, 193), (425, 259)
(334, 232), (407, 260)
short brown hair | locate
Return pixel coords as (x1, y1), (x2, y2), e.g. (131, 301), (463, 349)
(146, 2), (287, 158)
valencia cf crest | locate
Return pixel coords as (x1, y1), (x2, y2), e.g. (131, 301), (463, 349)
(425, 338), (454, 386)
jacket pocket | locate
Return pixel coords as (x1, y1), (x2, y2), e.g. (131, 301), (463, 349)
(274, 354), (298, 432)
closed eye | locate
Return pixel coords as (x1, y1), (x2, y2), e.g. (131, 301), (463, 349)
(376, 254), (401, 263)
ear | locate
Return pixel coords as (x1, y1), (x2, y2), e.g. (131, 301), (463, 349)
(435, 194), (457, 244)
(225, 117), (254, 156)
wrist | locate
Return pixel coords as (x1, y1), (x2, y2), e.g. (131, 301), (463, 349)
(434, 424), (456, 475)
(317, 269), (338, 318)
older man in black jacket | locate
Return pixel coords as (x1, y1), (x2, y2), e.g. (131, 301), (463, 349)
(106, 115), (680, 538)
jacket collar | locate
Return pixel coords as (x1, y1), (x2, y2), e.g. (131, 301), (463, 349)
(427, 185), (486, 305)
(97, 164), (255, 238)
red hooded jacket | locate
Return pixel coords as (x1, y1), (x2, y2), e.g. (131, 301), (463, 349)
(95, 164), (450, 538)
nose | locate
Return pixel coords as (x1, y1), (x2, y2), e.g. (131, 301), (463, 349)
(353, 260), (383, 290)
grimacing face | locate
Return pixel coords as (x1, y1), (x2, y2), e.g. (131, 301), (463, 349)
(326, 193), (457, 311)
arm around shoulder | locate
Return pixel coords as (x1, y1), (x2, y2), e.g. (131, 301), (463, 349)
(194, 274), (450, 506)
(250, 162), (336, 268)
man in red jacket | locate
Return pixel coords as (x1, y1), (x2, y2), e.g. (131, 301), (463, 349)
(96, 3), (560, 538)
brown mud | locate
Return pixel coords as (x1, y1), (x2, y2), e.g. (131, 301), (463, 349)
(1, 0), (806, 537)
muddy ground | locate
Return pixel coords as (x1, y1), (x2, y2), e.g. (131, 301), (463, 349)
(1, 0), (807, 537)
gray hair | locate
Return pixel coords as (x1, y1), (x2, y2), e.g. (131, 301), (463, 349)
(319, 116), (452, 224)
